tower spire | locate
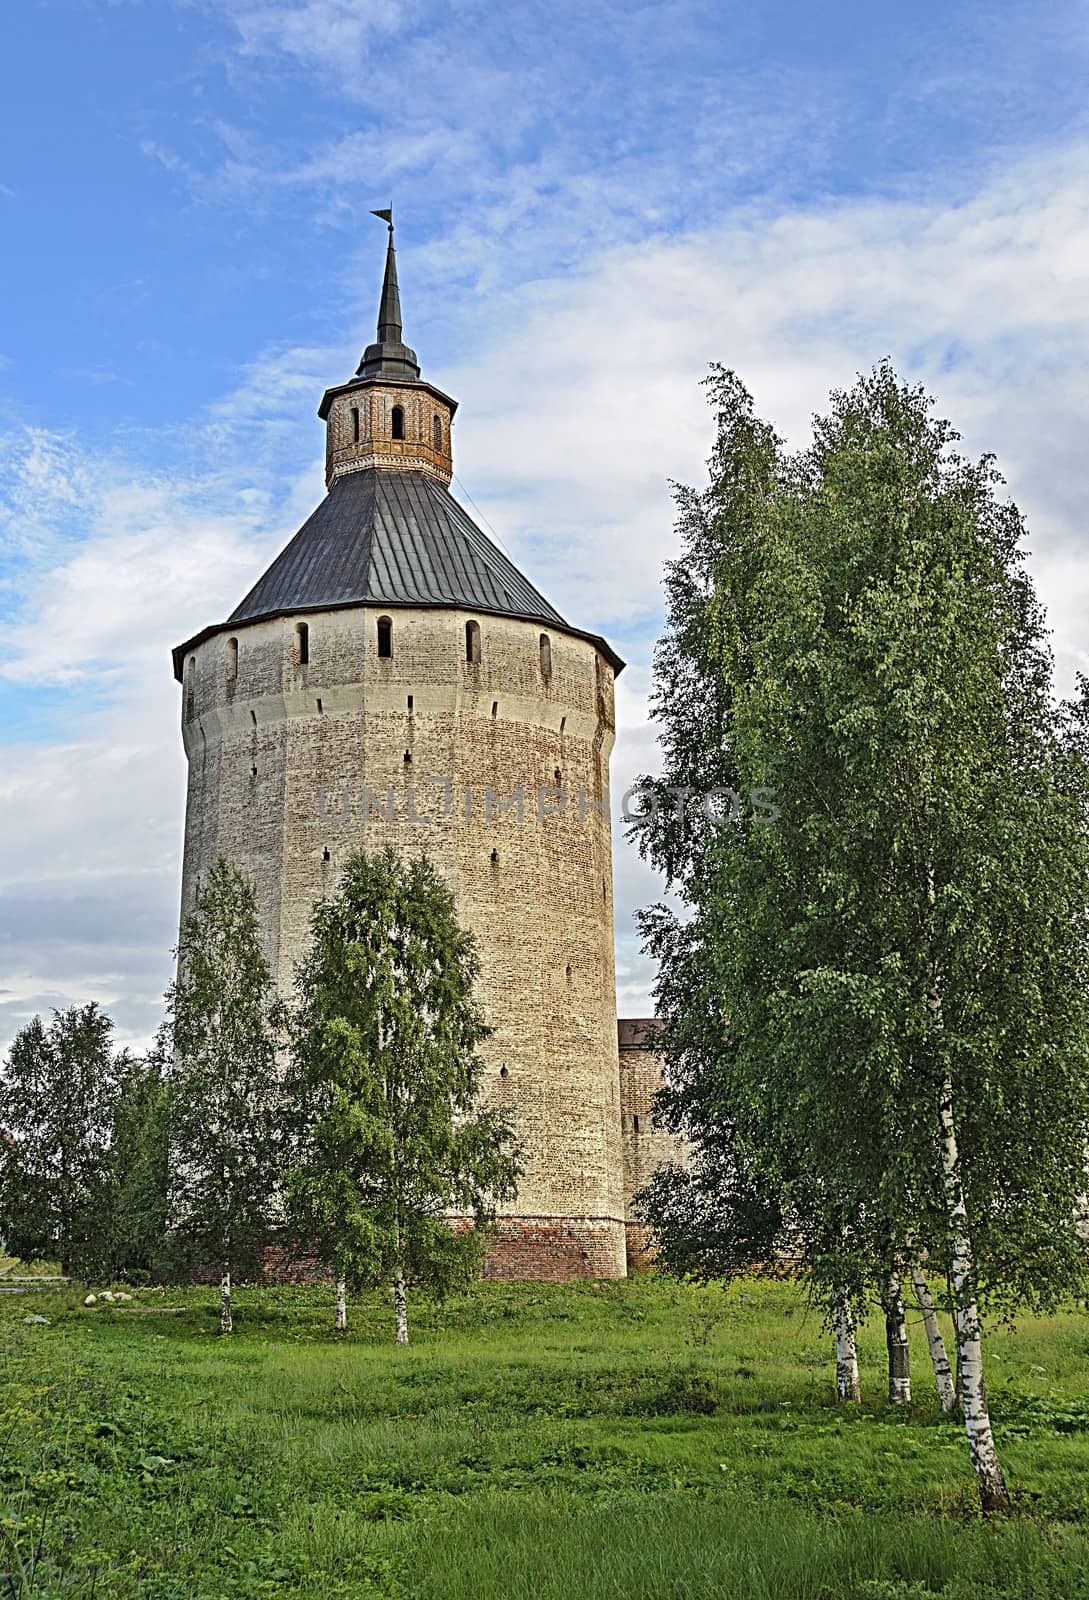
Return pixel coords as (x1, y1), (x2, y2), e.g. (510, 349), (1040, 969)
(372, 209), (402, 344)
(355, 208), (420, 382)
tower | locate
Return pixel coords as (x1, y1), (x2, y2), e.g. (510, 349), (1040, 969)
(173, 219), (628, 1278)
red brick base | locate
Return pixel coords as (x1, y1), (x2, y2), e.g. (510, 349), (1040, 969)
(176, 1217), (630, 1285)
(483, 1216), (627, 1281)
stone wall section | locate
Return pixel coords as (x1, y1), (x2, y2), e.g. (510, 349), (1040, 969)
(618, 1019), (687, 1269)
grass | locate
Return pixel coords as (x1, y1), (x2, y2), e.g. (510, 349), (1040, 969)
(2, 1274), (1089, 1597)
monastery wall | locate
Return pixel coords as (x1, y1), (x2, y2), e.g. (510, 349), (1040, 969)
(618, 1020), (686, 1269)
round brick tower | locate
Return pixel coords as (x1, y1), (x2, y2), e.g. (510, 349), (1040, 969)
(172, 217), (628, 1279)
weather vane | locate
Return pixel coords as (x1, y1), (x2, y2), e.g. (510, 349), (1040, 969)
(371, 207), (394, 237)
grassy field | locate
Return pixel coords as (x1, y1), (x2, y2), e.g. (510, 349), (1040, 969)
(2, 1274), (1089, 1599)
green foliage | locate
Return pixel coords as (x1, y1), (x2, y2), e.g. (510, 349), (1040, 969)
(285, 847), (520, 1331)
(2, 1277), (1089, 1597)
(635, 364), (1089, 1315)
(0, 1005), (126, 1278)
(163, 857), (285, 1283)
(107, 1052), (170, 1281)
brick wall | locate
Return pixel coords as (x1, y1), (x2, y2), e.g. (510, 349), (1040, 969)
(323, 377), (455, 487)
(484, 1216), (627, 1281)
(617, 1019), (688, 1269)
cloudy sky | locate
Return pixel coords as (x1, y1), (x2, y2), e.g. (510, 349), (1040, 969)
(2, 0), (1089, 1052)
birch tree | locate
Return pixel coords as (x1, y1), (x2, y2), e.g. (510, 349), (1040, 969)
(910, 1260), (956, 1413)
(881, 1272), (911, 1405)
(0, 1006), (124, 1278)
(634, 364), (1089, 1510)
(285, 847), (521, 1343)
(164, 857), (284, 1333)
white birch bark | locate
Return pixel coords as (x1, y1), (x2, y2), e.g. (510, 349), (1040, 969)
(394, 1274), (408, 1346)
(335, 1279), (347, 1331)
(882, 1272), (911, 1404)
(832, 1291), (860, 1401)
(220, 1267), (233, 1335)
(926, 865), (1009, 1509)
(910, 1261), (956, 1412)
(938, 1073), (1010, 1510)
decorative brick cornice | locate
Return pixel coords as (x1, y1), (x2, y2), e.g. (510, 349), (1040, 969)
(328, 451), (448, 486)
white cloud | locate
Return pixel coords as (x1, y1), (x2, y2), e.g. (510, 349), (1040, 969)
(220, 0), (411, 81)
(155, 0), (842, 309)
(443, 142), (1089, 693)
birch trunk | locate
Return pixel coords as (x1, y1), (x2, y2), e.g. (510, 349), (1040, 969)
(394, 1274), (408, 1346)
(939, 1073), (1010, 1511)
(335, 1279), (347, 1331)
(220, 1267), (233, 1335)
(926, 865), (1009, 1510)
(881, 1272), (911, 1404)
(832, 1291), (861, 1401)
(911, 1261), (956, 1412)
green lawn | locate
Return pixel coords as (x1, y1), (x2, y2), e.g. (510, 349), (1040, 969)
(2, 1274), (1089, 1598)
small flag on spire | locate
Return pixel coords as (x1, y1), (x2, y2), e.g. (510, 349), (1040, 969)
(371, 208), (393, 225)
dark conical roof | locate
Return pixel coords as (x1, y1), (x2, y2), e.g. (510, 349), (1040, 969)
(375, 230), (403, 344)
(231, 470), (566, 626)
(173, 470), (624, 676)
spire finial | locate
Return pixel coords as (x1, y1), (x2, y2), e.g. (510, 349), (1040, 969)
(370, 207), (401, 345)
(353, 209), (420, 382)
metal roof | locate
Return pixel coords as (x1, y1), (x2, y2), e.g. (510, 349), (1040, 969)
(172, 468), (625, 678)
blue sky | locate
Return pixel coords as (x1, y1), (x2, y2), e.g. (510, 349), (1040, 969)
(3, 0), (1089, 1048)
